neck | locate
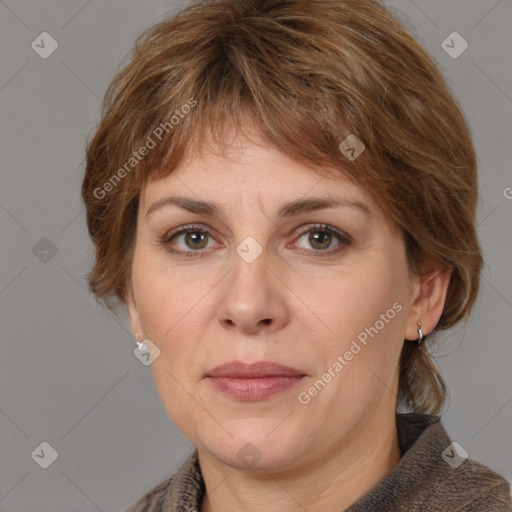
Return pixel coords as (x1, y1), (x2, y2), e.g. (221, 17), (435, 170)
(199, 411), (401, 512)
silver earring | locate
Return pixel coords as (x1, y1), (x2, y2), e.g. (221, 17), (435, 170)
(417, 322), (424, 347)
(134, 332), (145, 349)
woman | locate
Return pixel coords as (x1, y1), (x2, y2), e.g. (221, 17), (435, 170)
(81, 0), (511, 510)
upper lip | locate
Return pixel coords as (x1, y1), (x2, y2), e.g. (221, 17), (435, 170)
(206, 360), (305, 378)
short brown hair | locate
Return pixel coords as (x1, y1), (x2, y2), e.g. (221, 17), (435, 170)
(81, 0), (482, 414)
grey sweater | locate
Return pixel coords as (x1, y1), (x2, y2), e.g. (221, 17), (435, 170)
(125, 413), (512, 511)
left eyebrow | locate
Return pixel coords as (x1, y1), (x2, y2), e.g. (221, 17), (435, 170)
(145, 195), (372, 220)
(277, 196), (371, 218)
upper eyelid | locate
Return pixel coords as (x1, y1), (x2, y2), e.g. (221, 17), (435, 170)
(295, 223), (351, 242)
(163, 223), (214, 241)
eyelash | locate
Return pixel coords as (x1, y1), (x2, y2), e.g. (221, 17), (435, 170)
(160, 223), (351, 258)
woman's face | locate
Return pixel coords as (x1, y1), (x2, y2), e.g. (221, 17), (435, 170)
(128, 126), (420, 471)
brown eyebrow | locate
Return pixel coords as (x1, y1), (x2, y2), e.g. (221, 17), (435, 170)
(145, 195), (371, 220)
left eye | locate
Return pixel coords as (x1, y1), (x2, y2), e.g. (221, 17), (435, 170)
(293, 225), (350, 253)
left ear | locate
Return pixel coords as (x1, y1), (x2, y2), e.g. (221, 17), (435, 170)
(405, 266), (452, 341)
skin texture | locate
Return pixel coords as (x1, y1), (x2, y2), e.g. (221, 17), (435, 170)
(127, 123), (451, 512)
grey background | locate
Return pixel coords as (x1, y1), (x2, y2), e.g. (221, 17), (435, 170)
(0, 0), (511, 510)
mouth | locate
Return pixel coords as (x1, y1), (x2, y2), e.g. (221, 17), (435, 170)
(205, 360), (306, 401)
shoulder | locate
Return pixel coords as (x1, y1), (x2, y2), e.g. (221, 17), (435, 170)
(387, 413), (512, 511)
(429, 457), (512, 511)
(122, 449), (204, 512)
(123, 476), (174, 512)
(406, 415), (511, 511)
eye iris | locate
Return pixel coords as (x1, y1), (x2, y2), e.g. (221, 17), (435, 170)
(185, 231), (208, 249)
(309, 230), (332, 250)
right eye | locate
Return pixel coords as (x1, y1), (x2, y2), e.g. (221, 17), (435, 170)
(161, 224), (217, 257)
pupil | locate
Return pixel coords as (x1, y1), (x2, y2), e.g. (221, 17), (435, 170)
(311, 231), (331, 249)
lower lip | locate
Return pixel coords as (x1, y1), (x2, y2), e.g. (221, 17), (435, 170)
(206, 376), (305, 400)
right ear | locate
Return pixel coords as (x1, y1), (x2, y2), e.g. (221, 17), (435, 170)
(127, 288), (142, 338)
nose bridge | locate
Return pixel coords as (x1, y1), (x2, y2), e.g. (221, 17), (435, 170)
(228, 197), (272, 274)
(216, 231), (286, 332)
(230, 233), (270, 292)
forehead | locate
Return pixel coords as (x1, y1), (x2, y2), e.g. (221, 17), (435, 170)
(141, 130), (375, 215)
(137, 113), (408, 241)
(137, 126), (404, 242)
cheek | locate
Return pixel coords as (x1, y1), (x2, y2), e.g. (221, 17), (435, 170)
(312, 266), (405, 350)
(131, 249), (217, 382)
(310, 253), (410, 390)
(131, 258), (206, 432)
(132, 245), (196, 335)
(131, 252), (184, 359)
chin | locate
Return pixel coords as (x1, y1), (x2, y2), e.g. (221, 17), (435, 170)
(198, 419), (305, 471)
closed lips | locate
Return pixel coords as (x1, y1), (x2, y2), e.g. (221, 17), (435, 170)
(206, 361), (306, 378)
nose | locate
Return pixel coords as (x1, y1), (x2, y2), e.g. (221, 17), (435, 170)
(216, 243), (289, 335)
